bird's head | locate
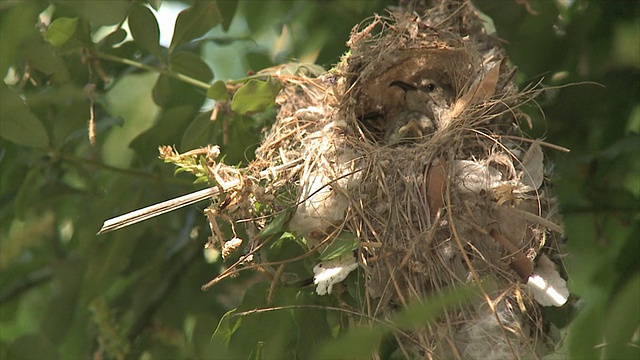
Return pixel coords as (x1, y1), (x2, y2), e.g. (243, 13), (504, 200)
(389, 79), (450, 113)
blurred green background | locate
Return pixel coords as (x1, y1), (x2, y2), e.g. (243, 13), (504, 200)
(1, 0), (638, 359)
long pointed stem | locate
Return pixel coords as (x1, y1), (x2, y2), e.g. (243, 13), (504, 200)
(97, 186), (221, 234)
(97, 158), (304, 235)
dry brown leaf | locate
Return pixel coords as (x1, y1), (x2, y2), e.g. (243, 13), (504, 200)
(520, 141), (544, 190)
(490, 228), (533, 280)
(449, 60), (502, 118)
(476, 59), (501, 100)
(426, 156), (447, 220)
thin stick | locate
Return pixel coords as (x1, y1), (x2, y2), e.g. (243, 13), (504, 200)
(97, 159), (303, 235)
(97, 186), (223, 235)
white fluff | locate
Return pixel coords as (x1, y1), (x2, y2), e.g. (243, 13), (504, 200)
(313, 253), (358, 295)
(454, 160), (502, 194)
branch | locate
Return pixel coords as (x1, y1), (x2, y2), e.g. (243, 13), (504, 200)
(91, 50), (210, 90)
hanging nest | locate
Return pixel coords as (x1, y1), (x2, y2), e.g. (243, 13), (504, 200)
(187, 1), (569, 359)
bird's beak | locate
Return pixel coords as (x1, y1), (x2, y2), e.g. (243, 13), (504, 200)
(398, 119), (423, 139)
(388, 80), (417, 92)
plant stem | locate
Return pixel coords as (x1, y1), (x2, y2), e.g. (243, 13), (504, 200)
(56, 152), (193, 186)
(92, 50), (210, 90)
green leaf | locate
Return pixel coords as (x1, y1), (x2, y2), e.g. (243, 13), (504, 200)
(207, 80), (228, 100)
(266, 232), (308, 273)
(393, 282), (481, 328)
(181, 111), (220, 150)
(21, 37), (70, 84)
(231, 78), (281, 115)
(314, 282), (482, 359)
(314, 326), (382, 360)
(99, 28), (127, 49)
(259, 211), (291, 238)
(44, 17), (78, 48)
(55, 0), (132, 26)
(44, 17), (92, 52)
(318, 232), (359, 261)
(148, 0), (162, 11)
(217, 0), (238, 31)
(0, 84), (49, 148)
(226, 283), (299, 359)
(243, 0), (289, 36)
(211, 308), (241, 348)
(129, 105), (196, 159)
(603, 273), (640, 360)
(224, 113), (263, 164)
(5, 334), (60, 360)
(128, 5), (164, 62)
(267, 62), (325, 77)
(0, 4), (44, 76)
(40, 257), (86, 343)
(15, 166), (46, 219)
(169, 51), (213, 82)
(293, 292), (332, 358)
(170, 1), (222, 52)
(152, 74), (172, 106)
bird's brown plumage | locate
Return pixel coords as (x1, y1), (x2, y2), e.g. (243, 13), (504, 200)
(384, 79), (453, 145)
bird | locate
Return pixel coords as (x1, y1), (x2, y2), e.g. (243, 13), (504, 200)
(384, 79), (453, 145)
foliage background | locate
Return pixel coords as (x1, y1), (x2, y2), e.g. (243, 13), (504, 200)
(0, 0), (638, 359)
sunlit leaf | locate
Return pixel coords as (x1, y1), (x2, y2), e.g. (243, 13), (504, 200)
(45, 17), (92, 52)
(44, 17), (78, 48)
(231, 78), (281, 114)
(0, 84), (49, 148)
(170, 1), (222, 52)
(128, 5), (164, 62)
(318, 232), (358, 261)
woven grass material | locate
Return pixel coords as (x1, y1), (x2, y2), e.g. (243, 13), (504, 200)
(219, 2), (565, 359)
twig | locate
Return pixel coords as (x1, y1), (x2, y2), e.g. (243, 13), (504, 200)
(97, 159), (303, 234)
(97, 187), (222, 234)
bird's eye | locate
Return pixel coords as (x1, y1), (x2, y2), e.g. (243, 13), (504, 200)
(425, 83), (436, 92)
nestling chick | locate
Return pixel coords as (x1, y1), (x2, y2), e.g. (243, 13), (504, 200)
(384, 79), (453, 145)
